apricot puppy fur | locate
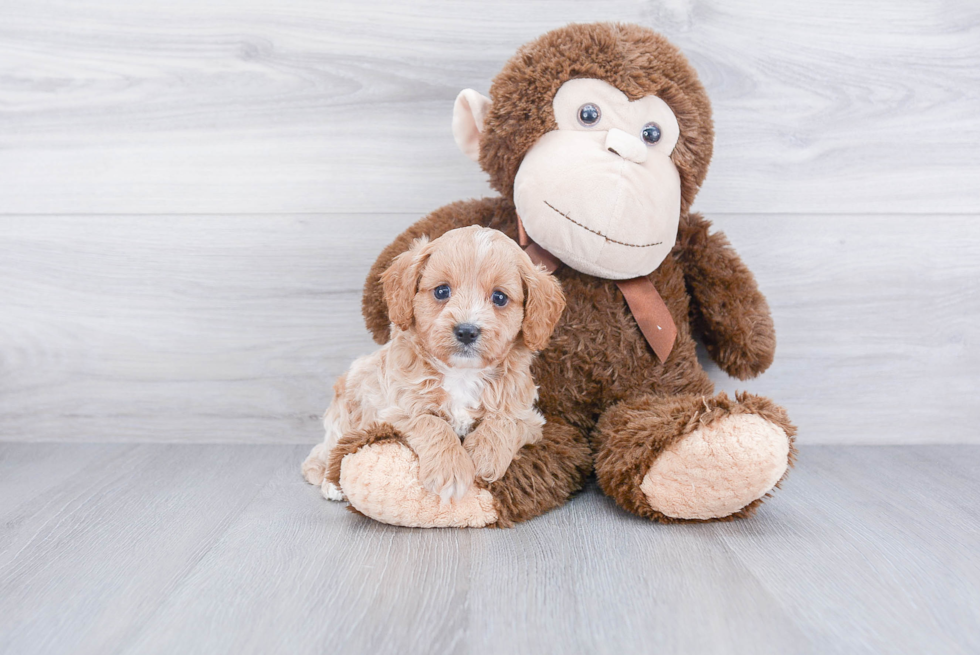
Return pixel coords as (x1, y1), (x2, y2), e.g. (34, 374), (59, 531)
(302, 225), (565, 503)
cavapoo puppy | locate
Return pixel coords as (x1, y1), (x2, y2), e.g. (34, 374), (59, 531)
(302, 225), (565, 503)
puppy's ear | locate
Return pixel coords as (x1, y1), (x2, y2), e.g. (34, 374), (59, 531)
(380, 237), (431, 331)
(520, 259), (565, 352)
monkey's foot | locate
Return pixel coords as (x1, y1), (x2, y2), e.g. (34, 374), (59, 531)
(594, 392), (796, 521)
(338, 440), (498, 528)
(322, 420), (591, 528)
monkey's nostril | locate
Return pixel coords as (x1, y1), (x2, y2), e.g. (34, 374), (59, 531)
(604, 128), (647, 164)
(453, 323), (481, 345)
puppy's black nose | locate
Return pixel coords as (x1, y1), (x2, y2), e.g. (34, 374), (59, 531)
(453, 323), (481, 345)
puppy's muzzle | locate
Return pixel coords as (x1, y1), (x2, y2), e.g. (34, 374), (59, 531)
(453, 323), (481, 345)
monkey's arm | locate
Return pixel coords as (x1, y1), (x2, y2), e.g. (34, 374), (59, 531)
(675, 212), (776, 380)
(362, 197), (514, 343)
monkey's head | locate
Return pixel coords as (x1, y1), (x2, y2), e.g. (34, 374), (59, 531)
(453, 23), (714, 280)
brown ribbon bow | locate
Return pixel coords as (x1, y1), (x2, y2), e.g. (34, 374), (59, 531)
(516, 216), (677, 363)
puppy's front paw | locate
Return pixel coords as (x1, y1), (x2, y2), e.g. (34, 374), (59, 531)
(464, 435), (513, 483)
(419, 446), (476, 503)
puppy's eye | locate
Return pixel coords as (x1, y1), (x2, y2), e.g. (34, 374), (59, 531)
(641, 122), (662, 145)
(491, 290), (508, 307)
(433, 285), (451, 301)
(577, 103), (601, 126)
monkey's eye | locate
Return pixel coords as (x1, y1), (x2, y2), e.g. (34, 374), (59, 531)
(577, 103), (601, 126)
(433, 285), (451, 301)
(641, 123), (662, 145)
(491, 290), (509, 307)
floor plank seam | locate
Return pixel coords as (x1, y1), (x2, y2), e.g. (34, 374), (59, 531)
(0, 444), (140, 577)
(110, 448), (300, 655)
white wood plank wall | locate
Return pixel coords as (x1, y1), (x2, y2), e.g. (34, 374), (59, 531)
(1, 0), (978, 444)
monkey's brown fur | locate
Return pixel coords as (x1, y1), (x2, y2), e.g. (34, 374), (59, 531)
(325, 416), (593, 527)
(356, 23), (795, 524)
(594, 391), (797, 523)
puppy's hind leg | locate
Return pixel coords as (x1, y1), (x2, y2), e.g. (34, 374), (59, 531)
(320, 480), (346, 502)
(302, 441), (330, 486)
(303, 380), (351, 501)
(302, 441), (347, 501)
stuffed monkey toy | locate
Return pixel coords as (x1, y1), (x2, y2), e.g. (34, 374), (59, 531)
(324, 22), (796, 527)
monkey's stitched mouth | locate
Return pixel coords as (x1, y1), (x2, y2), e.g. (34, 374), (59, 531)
(543, 201), (662, 249)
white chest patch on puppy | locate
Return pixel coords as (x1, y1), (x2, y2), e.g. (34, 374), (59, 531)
(440, 366), (489, 437)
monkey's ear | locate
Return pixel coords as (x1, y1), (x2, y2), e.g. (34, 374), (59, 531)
(380, 237), (430, 332)
(520, 260), (566, 352)
(452, 89), (492, 162)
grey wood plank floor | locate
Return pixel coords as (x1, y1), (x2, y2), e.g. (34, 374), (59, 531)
(0, 444), (976, 655)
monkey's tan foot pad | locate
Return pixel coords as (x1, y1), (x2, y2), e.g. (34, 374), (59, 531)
(641, 413), (790, 520)
(339, 441), (498, 528)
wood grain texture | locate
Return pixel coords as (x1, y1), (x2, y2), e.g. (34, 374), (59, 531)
(0, 444), (976, 654)
(0, 0), (978, 215)
(0, 443), (294, 655)
(717, 446), (980, 654)
(0, 443), (131, 570)
(1, 214), (977, 445)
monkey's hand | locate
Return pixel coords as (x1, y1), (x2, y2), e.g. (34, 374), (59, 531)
(676, 212), (776, 380)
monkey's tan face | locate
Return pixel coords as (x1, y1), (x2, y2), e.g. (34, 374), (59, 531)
(513, 79), (682, 279)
